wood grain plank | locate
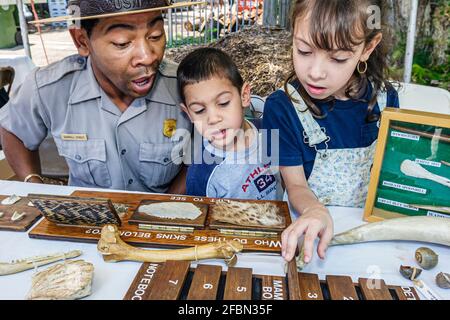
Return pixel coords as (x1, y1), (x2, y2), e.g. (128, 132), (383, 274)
(187, 264), (222, 300)
(326, 275), (359, 300)
(261, 275), (287, 300)
(298, 273), (324, 300)
(146, 260), (190, 300)
(286, 260), (302, 300)
(223, 267), (253, 300)
(358, 278), (393, 300)
(0, 195), (42, 232)
(123, 263), (163, 300)
(27, 190), (290, 253)
(390, 286), (420, 300)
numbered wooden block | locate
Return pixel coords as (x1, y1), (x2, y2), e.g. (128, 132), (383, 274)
(298, 272), (324, 300)
(358, 278), (393, 300)
(286, 260), (302, 300)
(223, 267), (253, 300)
(390, 286), (420, 300)
(123, 263), (163, 300)
(261, 276), (287, 300)
(147, 260), (190, 300)
(326, 275), (359, 300)
(187, 264), (222, 300)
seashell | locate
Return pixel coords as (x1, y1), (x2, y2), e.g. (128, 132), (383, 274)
(11, 211), (26, 222)
(400, 265), (422, 280)
(0, 212), (4, 218)
(436, 272), (450, 289)
(27, 201), (34, 207)
(27, 260), (94, 300)
(1, 195), (21, 205)
(415, 247), (438, 270)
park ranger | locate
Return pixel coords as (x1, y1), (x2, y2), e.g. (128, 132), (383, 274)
(0, 0), (199, 194)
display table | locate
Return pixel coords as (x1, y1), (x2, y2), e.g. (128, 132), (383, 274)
(0, 180), (448, 300)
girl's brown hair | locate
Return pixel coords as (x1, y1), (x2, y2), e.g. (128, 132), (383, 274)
(284, 0), (394, 121)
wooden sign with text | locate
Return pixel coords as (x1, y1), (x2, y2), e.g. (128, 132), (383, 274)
(29, 190), (291, 253)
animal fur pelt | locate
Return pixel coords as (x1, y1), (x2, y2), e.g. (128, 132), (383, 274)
(211, 200), (284, 227)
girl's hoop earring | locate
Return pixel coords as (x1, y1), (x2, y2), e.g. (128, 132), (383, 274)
(357, 61), (368, 74)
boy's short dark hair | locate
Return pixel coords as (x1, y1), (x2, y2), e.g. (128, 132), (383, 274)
(177, 48), (244, 103)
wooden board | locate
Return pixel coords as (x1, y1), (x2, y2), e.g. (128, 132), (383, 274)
(146, 260), (191, 300)
(223, 267), (253, 300)
(123, 263), (164, 300)
(187, 264), (223, 300)
(261, 275), (287, 300)
(390, 285), (421, 301)
(0, 195), (42, 232)
(124, 261), (419, 300)
(29, 191), (291, 253)
(326, 275), (359, 300)
(358, 278), (393, 300)
(297, 272), (324, 300)
(287, 260), (302, 300)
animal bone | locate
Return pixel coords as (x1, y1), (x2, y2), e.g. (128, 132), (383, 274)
(0, 250), (82, 276)
(400, 160), (450, 188)
(97, 224), (243, 266)
(27, 260), (94, 300)
(296, 216), (450, 270)
(11, 211), (26, 222)
(212, 200), (284, 227)
(1, 195), (21, 205)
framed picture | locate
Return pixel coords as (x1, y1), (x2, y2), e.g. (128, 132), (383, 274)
(364, 108), (450, 222)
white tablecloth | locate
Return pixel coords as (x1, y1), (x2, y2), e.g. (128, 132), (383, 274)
(0, 180), (448, 300)
(0, 55), (36, 95)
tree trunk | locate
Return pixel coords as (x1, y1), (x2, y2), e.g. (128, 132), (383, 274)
(430, 1), (449, 66)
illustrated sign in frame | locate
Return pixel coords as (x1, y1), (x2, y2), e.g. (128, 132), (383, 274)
(364, 108), (450, 222)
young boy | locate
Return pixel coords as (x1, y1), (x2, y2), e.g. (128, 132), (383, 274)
(177, 48), (281, 200)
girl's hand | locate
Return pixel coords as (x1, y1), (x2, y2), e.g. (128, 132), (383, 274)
(281, 206), (334, 263)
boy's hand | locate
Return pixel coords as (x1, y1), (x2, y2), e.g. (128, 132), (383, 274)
(281, 207), (334, 263)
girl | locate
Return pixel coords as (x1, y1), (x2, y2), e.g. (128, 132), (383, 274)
(263, 0), (399, 264)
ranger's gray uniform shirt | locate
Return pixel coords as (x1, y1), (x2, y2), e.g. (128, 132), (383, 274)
(0, 55), (192, 193)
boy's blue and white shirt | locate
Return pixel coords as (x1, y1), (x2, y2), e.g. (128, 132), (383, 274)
(186, 121), (282, 200)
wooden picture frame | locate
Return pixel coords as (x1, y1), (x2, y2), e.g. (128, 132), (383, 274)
(364, 108), (450, 222)
(29, 194), (122, 227)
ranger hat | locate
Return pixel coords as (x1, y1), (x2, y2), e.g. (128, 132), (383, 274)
(31, 0), (204, 24)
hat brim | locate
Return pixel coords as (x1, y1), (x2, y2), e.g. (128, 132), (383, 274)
(30, 1), (206, 24)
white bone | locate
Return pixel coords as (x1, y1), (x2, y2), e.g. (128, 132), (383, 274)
(97, 224), (243, 265)
(401, 160), (450, 188)
(0, 250), (83, 276)
(11, 211), (26, 222)
(1, 195), (21, 205)
(296, 216), (450, 270)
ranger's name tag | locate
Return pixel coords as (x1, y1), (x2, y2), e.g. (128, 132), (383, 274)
(61, 134), (88, 141)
